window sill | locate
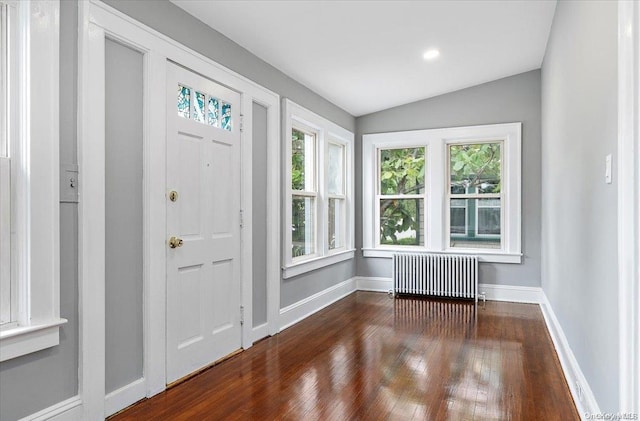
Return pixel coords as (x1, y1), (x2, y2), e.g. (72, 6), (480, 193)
(283, 249), (355, 279)
(361, 248), (522, 264)
(0, 318), (68, 362)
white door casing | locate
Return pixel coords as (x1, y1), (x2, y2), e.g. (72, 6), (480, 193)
(79, 1), (281, 417)
(166, 62), (242, 384)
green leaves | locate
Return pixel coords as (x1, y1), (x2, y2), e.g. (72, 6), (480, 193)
(378, 148), (425, 245)
(449, 143), (501, 193)
(379, 147), (425, 195)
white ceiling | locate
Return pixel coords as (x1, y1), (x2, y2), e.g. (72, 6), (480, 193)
(171, 0), (557, 117)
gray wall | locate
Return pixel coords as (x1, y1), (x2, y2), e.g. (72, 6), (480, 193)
(0, 2), (79, 420)
(541, 0), (618, 411)
(355, 70), (542, 287)
(105, 39), (144, 394)
(252, 103), (268, 326)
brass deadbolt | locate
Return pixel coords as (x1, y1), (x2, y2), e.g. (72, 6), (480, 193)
(169, 190), (179, 202)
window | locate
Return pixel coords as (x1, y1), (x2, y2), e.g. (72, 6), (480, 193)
(0, 1), (10, 326)
(177, 84), (232, 131)
(283, 100), (354, 278)
(448, 142), (502, 249)
(362, 123), (521, 264)
(291, 127), (317, 258)
(379, 147), (426, 246)
(0, 0), (65, 362)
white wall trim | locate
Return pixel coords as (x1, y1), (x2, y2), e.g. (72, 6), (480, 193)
(540, 295), (600, 419)
(105, 378), (146, 418)
(361, 248), (522, 264)
(77, 2), (106, 418)
(78, 0), (281, 418)
(617, 0), (640, 412)
(478, 283), (544, 304)
(355, 276), (393, 292)
(0, 0), (65, 362)
(279, 277), (356, 331)
(353, 276), (544, 303)
(282, 249), (355, 279)
(252, 323), (269, 343)
(18, 396), (83, 421)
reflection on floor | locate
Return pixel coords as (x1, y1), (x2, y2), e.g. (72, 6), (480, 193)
(111, 292), (578, 420)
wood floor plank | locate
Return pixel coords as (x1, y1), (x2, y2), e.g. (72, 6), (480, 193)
(110, 292), (579, 420)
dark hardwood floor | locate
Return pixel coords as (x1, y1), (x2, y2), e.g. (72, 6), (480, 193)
(111, 292), (579, 420)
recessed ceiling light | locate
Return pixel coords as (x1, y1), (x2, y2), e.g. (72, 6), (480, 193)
(423, 49), (440, 61)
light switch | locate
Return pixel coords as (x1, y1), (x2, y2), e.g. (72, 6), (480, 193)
(605, 154), (612, 184)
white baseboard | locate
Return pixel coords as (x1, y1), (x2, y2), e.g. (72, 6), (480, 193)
(353, 277), (544, 304)
(478, 283), (544, 303)
(279, 277), (356, 331)
(19, 396), (83, 421)
(104, 377), (146, 417)
(355, 276), (392, 292)
(540, 295), (600, 419)
(252, 322), (269, 343)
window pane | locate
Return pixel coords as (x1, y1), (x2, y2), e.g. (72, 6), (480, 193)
(177, 85), (190, 119)
(478, 198), (501, 235)
(292, 128), (315, 191)
(292, 196), (315, 258)
(449, 198), (501, 249)
(193, 91), (205, 123)
(380, 148), (425, 195)
(380, 198), (424, 246)
(450, 143), (501, 194)
(450, 199), (467, 234)
(327, 143), (344, 195)
(328, 198), (344, 250)
(221, 102), (232, 131)
(207, 96), (219, 127)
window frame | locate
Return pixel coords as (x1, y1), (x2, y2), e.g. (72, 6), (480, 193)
(0, 0), (66, 362)
(283, 99), (354, 278)
(326, 140), (346, 252)
(445, 140), (504, 249)
(376, 144), (427, 248)
(290, 122), (319, 260)
(362, 122), (522, 264)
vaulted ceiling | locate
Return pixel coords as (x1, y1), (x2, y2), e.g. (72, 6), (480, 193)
(171, 0), (557, 116)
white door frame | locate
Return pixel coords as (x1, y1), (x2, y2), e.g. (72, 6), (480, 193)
(618, 0), (640, 413)
(78, 1), (281, 417)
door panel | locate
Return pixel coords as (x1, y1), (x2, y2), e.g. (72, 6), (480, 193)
(166, 62), (242, 384)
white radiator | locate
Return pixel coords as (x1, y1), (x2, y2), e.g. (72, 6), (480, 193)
(392, 253), (479, 302)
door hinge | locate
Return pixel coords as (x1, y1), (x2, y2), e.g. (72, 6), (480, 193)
(240, 305), (244, 325)
(239, 209), (244, 228)
(239, 114), (244, 132)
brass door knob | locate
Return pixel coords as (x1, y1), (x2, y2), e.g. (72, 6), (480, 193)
(168, 236), (183, 249)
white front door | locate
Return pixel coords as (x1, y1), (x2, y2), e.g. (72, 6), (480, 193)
(166, 62), (242, 384)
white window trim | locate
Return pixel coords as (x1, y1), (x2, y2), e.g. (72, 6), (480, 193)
(283, 99), (354, 278)
(362, 122), (522, 264)
(0, 0), (66, 362)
